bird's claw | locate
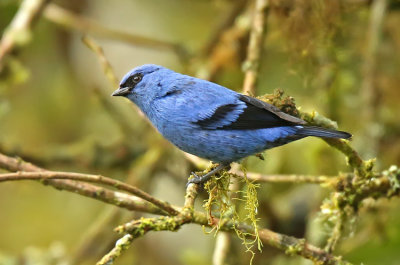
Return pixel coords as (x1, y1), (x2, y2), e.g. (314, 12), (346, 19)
(186, 172), (204, 188)
(186, 163), (230, 188)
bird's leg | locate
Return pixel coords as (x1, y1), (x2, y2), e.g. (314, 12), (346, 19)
(187, 163), (230, 185)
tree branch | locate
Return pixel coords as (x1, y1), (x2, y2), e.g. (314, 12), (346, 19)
(0, 153), (166, 215)
(115, 199), (351, 265)
(259, 89), (369, 178)
(0, 170), (178, 216)
(96, 234), (133, 265)
(239, 172), (333, 184)
(81, 35), (119, 87)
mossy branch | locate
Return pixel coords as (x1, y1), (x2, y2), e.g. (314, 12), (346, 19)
(259, 89), (369, 178)
(115, 196), (351, 265)
(96, 234), (133, 265)
(259, 88), (400, 253)
(0, 151), (353, 264)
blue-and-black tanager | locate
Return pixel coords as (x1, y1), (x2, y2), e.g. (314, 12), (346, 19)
(112, 64), (351, 184)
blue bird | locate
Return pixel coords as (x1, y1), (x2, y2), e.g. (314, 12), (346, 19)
(112, 64), (351, 184)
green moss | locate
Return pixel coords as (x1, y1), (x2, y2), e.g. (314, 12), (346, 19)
(258, 89), (301, 117)
(201, 164), (262, 264)
(285, 239), (306, 256)
(202, 167), (233, 231)
(385, 165), (400, 197)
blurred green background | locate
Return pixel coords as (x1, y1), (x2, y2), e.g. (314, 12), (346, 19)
(0, 0), (400, 264)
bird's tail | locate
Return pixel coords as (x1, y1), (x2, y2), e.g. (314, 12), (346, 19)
(296, 126), (352, 139)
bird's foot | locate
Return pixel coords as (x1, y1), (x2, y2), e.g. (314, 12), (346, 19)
(187, 172), (210, 185)
(186, 163), (230, 187)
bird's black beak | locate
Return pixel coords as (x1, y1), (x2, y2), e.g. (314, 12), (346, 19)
(111, 87), (130, 97)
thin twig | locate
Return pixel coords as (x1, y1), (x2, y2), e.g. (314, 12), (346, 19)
(96, 234), (133, 265)
(242, 0), (269, 95)
(184, 183), (199, 210)
(0, 171), (178, 216)
(257, 228), (350, 265)
(240, 172), (333, 184)
(184, 154), (333, 184)
(99, 181), (200, 264)
(82, 36), (118, 87)
(0, 153), (165, 215)
(113, 187), (199, 239)
(70, 147), (165, 264)
(0, 152), (43, 172)
(0, 0), (51, 65)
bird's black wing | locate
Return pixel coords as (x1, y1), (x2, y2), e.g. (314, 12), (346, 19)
(194, 94), (306, 130)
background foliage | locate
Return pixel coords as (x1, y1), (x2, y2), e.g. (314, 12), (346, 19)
(0, 0), (400, 264)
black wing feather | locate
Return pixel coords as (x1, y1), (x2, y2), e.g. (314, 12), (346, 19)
(195, 104), (237, 128)
(238, 95), (306, 125)
(219, 101), (293, 129)
(194, 94), (306, 130)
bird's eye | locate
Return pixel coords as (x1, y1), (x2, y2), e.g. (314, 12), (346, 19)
(121, 73), (143, 89)
(132, 74), (142, 83)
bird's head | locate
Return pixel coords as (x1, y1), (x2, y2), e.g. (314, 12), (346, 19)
(111, 64), (165, 102)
